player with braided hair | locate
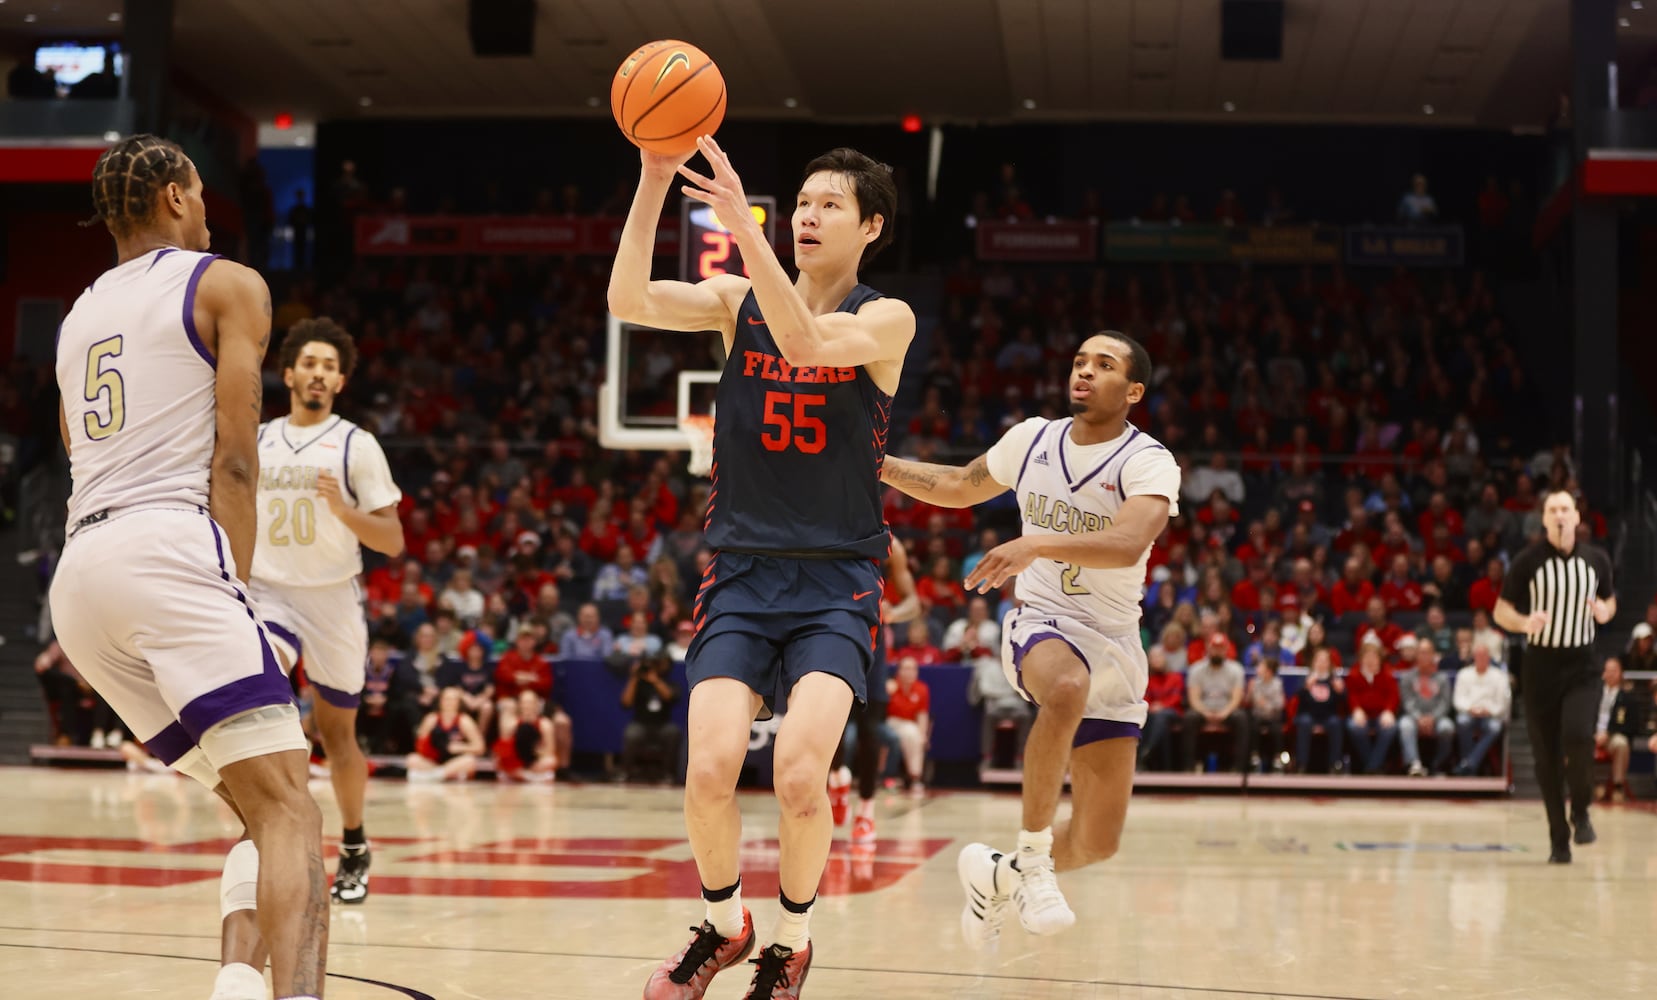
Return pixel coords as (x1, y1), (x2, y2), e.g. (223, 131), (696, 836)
(51, 134), (329, 1000)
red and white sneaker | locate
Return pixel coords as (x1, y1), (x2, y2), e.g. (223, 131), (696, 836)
(741, 942), (813, 999)
(827, 767), (851, 826)
(643, 908), (756, 1000)
(850, 814), (876, 846)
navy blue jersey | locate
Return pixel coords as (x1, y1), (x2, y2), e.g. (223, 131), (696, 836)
(703, 285), (894, 561)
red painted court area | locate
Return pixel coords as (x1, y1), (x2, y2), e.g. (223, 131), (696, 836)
(0, 833), (953, 899)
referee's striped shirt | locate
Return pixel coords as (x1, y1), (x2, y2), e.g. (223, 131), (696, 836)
(1499, 539), (1615, 649)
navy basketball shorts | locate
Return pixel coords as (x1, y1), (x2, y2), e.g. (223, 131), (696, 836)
(686, 551), (882, 716)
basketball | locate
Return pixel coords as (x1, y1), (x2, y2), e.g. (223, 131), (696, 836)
(611, 39), (726, 157)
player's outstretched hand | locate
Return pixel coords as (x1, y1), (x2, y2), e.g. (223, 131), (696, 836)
(964, 537), (1042, 594)
(677, 135), (755, 236)
(641, 146), (697, 181)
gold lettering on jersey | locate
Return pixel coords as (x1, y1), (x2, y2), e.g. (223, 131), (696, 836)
(260, 465), (321, 491)
(1024, 492), (1113, 534)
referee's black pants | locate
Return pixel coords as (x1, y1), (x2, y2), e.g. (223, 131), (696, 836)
(1521, 647), (1599, 850)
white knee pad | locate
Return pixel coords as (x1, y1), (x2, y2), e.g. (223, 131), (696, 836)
(221, 839), (259, 917)
(199, 703), (308, 771)
(173, 746), (222, 791)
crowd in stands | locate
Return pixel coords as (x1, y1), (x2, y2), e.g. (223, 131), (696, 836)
(15, 188), (1657, 784)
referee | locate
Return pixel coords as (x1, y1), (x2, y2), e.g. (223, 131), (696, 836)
(1494, 489), (1616, 864)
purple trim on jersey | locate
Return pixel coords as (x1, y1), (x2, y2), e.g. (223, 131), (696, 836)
(182, 254), (221, 369)
(1055, 419), (1075, 482)
(280, 415), (344, 454)
(1114, 441), (1168, 499)
(1013, 422), (1048, 493)
(341, 426), (359, 503)
(265, 620), (303, 660)
(1009, 628), (1091, 706)
(1073, 718), (1141, 746)
(177, 630), (294, 741)
(311, 679), (363, 710)
(1071, 427), (1141, 494)
(146, 247), (177, 272)
(143, 720), (195, 765)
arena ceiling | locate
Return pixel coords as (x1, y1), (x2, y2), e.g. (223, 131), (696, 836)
(3, 0), (1653, 129)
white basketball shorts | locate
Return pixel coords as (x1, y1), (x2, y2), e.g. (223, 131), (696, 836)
(49, 504), (297, 768)
(251, 577), (369, 707)
(1001, 605), (1149, 742)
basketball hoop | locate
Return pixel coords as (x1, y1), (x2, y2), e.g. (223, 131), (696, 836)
(681, 414), (715, 477)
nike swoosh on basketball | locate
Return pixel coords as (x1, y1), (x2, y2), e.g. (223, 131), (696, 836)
(652, 52), (691, 92)
(747, 316), (766, 325)
(853, 590), (876, 600)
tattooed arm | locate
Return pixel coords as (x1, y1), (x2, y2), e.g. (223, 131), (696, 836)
(881, 453), (1008, 509)
(199, 260), (273, 583)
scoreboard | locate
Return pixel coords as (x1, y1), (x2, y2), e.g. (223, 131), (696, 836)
(679, 196), (776, 281)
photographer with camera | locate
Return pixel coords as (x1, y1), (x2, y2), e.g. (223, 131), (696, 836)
(621, 652), (683, 783)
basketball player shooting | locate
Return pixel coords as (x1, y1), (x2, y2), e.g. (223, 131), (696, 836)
(608, 134), (915, 1000)
(252, 317), (406, 904)
(881, 332), (1179, 951)
(49, 135), (328, 1000)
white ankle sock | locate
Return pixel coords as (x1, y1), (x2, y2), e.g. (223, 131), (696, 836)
(1017, 827), (1055, 864)
(704, 881), (745, 938)
(772, 893), (813, 951)
(857, 798), (875, 820)
(209, 963), (264, 1000)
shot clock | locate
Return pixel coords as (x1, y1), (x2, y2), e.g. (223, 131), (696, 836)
(679, 196), (776, 281)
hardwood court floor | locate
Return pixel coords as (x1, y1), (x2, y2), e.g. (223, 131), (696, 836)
(1, 766), (1653, 999)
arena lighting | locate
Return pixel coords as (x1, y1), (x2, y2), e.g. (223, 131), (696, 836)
(900, 113), (923, 133)
(274, 112), (294, 129)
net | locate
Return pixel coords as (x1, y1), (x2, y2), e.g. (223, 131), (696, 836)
(681, 413), (715, 478)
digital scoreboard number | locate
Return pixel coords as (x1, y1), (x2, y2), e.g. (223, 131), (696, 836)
(680, 196), (776, 281)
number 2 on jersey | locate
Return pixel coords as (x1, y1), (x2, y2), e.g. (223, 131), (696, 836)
(82, 336), (126, 441)
(761, 391), (826, 454)
(1060, 562), (1090, 595)
(267, 497), (317, 546)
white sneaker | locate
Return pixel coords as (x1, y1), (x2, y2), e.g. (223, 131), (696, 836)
(90, 730), (106, 750)
(1407, 760), (1428, 777)
(956, 842), (1009, 952)
(1011, 851), (1075, 936)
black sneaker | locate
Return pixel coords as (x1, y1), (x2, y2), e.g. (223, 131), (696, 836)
(1547, 845), (1571, 864)
(741, 942), (812, 999)
(332, 845), (371, 904)
(1572, 815), (1596, 846)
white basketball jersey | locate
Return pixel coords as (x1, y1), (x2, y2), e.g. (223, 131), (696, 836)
(58, 248), (222, 527)
(252, 415), (402, 588)
(985, 417), (1181, 631)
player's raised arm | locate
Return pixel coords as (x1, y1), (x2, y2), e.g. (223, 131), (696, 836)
(678, 136), (914, 370)
(605, 149), (750, 336)
(198, 260), (272, 583)
(882, 454), (1008, 509)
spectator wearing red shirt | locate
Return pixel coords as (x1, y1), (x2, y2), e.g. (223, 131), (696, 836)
(1416, 491), (1465, 542)
(1378, 554), (1424, 613)
(1467, 557), (1504, 614)
(1344, 644), (1400, 774)
(1329, 557), (1376, 618)
(893, 620), (946, 665)
(577, 506), (622, 562)
(1502, 473), (1539, 513)
(1421, 523), (1466, 565)
(494, 625), (553, 708)
(1139, 646), (1186, 772)
(916, 556), (967, 619)
(885, 657), (932, 793)
(1355, 598), (1404, 656)
(1332, 507), (1380, 555)
(1229, 561), (1272, 613)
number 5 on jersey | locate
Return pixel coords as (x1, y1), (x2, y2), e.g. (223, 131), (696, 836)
(82, 336), (126, 441)
(761, 391), (826, 454)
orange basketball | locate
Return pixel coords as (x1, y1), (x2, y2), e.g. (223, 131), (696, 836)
(611, 39), (726, 157)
